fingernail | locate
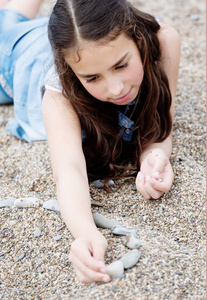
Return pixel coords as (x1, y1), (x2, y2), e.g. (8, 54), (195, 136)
(138, 172), (142, 179)
(98, 260), (105, 265)
(154, 171), (159, 178)
(103, 275), (110, 282)
(100, 268), (107, 273)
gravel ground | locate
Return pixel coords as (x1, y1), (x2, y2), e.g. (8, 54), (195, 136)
(0, 0), (206, 299)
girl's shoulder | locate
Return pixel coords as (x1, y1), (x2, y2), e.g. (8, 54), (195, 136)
(157, 22), (181, 50)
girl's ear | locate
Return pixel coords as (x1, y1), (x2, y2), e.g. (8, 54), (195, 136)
(137, 38), (142, 49)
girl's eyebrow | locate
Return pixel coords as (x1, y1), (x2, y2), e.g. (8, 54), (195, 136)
(77, 52), (129, 78)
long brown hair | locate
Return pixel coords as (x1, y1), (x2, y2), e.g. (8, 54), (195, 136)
(48, 0), (172, 180)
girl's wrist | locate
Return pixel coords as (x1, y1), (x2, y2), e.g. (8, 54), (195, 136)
(73, 222), (99, 239)
(140, 147), (167, 164)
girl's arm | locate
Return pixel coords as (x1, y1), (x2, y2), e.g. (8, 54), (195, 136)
(6, 0), (43, 19)
(42, 90), (110, 283)
(136, 24), (181, 199)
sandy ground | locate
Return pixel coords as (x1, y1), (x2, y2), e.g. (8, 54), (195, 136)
(0, 0), (206, 299)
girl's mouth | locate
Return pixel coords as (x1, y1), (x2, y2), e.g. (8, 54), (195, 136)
(113, 90), (131, 104)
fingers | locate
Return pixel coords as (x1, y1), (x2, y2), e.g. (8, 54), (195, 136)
(92, 238), (108, 262)
(72, 259), (110, 284)
(136, 172), (151, 199)
(149, 176), (173, 193)
(136, 171), (172, 200)
(69, 237), (110, 284)
(152, 154), (168, 179)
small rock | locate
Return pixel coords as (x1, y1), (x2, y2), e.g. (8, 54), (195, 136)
(14, 197), (43, 208)
(123, 234), (142, 249)
(91, 179), (115, 189)
(0, 198), (16, 208)
(106, 260), (124, 279)
(93, 212), (121, 229)
(131, 185), (137, 191)
(43, 199), (60, 212)
(108, 285), (116, 292)
(120, 249), (141, 269)
(1, 228), (10, 237)
(56, 225), (66, 231)
(54, 234), (62, 241)
(110, 225), (138, 237)
(37, 259), (43, 266)
(157, 206), (163, 214)
(14, 253), (25, 262)
(34, 228), (42, 237)
(179, 157), (186, 162)
(190, 14), (200, 21)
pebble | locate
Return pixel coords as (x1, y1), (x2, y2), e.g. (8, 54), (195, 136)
(43, 199), (60, 212)
(56, 225), (66, 231)
(120, 249), (141, 269)
(0, 198), (16, 207)
(91, 179), (115, 189)
(110, 225), (138, 237)
(37, 259), (43, 266)
(14, 197), (43, 208)
(190, 14), (200, 21)
(106, 260), (124, 279)
(108, 285), (116, 292)
(14, 253), (25, 262)
(123, 234), (142, 249)
(93, 212), (121, 229)
(34, 228), (42, 237)
(54, 234), (62, 241)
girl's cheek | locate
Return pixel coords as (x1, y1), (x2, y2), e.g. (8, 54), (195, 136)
(83, 84), (104, 101)
(129, 66), (144, 84)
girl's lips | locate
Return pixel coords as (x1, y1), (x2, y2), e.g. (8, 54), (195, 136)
(113, 90), (131, 104)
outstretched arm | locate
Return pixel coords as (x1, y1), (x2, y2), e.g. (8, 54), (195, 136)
(136, 24), (181, 199)
(4, 0), (43, 19)
(42, 90), (110, 283)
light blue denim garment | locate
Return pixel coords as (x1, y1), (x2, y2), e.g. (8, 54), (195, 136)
(0, 9), (136, 143)
(0, 9), (52, 142)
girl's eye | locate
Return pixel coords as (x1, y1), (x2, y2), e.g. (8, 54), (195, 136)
(86, 76), (98, 83)
(115, 62), (128, 70)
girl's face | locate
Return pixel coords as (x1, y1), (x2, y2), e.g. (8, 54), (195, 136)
(66, 33), (144, 105)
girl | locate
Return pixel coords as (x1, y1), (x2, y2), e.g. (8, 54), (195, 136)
(0, 0), (180, 283)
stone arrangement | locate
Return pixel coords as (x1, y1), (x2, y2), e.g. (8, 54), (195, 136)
(92, 212), (142, 279)
(0, 197), (142, 280)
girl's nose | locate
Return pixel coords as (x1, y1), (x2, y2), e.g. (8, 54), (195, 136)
(107, 78), (124, 97)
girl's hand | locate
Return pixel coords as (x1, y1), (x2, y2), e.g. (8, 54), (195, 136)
(69, 229), (111, 284)
(136, 149), (174, 199)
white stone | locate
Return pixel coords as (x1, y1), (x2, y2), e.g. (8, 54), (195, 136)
(14, 197), (43, 208)
(106, 260), (124, 279)
(54, 234), (62, 241)
(0, 198), (16, 207)
(120, 249), (141, 269)
(110, 225), (138, 237)
(34, 228), (42, 237)
(93, 212), (121, 229)
(43, 199), (60, 212)
(123, 234), (142, 249)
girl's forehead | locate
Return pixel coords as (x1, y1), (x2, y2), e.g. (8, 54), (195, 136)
(66, 33), (136, 67)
